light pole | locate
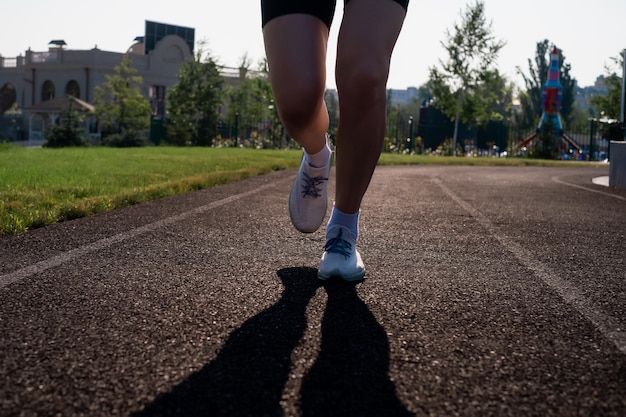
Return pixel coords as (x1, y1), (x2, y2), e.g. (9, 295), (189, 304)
(621, 49), (626, 138)
(407, 116), (414, 152)
(589, 116), (595, 161)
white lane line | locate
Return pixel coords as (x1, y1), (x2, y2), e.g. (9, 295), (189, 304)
(433, 177), (626, 355)
(0, 182), (278, 290)
(553, 176), (626, 201)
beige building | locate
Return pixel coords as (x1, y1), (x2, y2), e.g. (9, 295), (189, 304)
(0, 21), (195, 143)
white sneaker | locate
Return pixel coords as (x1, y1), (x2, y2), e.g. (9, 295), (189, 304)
(288, 149), (332, 233)
(318, 225), (365, 281)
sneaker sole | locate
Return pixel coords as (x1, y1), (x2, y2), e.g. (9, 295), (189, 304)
(317, 269), (365, 282)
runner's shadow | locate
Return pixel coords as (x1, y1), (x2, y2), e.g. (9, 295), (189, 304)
(300, 279), (415, 417)
(133, 267), (321, 417)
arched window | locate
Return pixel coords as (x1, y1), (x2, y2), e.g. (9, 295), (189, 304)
(0, 83), (17, 114)
(41, 80), (55, 101)
(66, 80), (80, 99)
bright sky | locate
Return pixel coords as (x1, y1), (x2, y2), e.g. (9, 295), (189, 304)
(1, 0), (624, 91)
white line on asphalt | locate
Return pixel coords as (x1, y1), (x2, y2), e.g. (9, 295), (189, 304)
(552, 176), (626, 201)
(433, 177), (626, 355)
(0, 182), (278, 290)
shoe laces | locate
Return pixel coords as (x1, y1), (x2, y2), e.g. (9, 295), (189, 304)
(300, 172), (328, 198)
(324, 228), (353, 258)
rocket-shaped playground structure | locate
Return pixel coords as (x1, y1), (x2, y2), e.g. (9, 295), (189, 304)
(517, 46), (582, 155)
(539, 46), (564, 135)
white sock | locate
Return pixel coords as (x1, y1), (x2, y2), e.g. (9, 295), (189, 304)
(327, 205), (360, 240)
(304, 142), (331, 168)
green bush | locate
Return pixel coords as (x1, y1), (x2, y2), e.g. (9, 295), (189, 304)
(44, 106), (87, 148)
(102, 130), (148, 147)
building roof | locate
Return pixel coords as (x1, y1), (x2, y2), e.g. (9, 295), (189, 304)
(29, 95), (95, 113)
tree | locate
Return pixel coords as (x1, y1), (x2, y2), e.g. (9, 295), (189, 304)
(590, 55), (625, 142)
(533, 117), (558, 159)
(479, 71), (515, 121)
(428, 0), (506, 155)
(517, 40), (577, 130)
(590, 53), (624, 119)
(44, 99), (86, 148)
(219, 56), (284, 148)
(93, 54), (150, 144)
(253, 62), (283, 148)
(385, 101), (411, 153)
(224, 55), (270, 147)
(324, 90), (339, 140)
(167, 43), (224, 146)
(223, 55), (252, 146)
(383, 85), (429, 153)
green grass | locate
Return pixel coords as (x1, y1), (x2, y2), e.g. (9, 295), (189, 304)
(0, 145), (301, 236)
(377, 153), (607, 167)
(0, 143), (607, 236)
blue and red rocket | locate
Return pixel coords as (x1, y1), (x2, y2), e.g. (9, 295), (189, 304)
(538, 46), (564, 136)
(517, 45), (582, 156)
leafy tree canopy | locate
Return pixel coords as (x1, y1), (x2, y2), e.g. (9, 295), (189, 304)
(590, 53), (624, 120)
(428, 0), (506, 119)
(428, 0), (506, 154)
(93, 54), (150, 135)
(167, 41), (224, 146)
(44, 100), (86, 148)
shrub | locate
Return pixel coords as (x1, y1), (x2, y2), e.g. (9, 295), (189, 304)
(102, 130), (148, 147)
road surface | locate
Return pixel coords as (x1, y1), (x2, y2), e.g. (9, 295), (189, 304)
(1, 164), (625, 416)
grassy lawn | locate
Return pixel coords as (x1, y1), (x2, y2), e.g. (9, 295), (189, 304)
(0, 144), (607, 236)
(0, 145), (301, 236)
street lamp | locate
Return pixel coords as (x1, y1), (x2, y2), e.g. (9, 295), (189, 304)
(619, 49), (626, 132)
(407, 116), (414, 152)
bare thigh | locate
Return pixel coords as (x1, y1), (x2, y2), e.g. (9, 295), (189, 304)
(335, 0), (406, 89)
(262, 15), (331, 148)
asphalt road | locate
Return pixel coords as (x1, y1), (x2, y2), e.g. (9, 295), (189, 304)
(1, 164), (625, 417)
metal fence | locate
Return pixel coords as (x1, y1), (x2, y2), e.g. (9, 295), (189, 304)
(508, 119), (623, 161)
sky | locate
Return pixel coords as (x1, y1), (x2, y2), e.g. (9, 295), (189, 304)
(1, 0), (624, 91)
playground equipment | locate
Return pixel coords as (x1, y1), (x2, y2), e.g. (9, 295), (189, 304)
(516, 47), (582, 156)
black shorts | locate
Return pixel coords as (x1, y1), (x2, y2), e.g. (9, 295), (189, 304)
(261, 0), (409, 28)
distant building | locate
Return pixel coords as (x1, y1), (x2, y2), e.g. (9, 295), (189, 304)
(575, 75), (608, 113)
(0, 21), (196, 142)
(387, 87), (419, 106)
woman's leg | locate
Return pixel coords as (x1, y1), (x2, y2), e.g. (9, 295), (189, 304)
(263, 15), (334, 233)
(318, 0), (406, 281)
(333, 0), (406, 214)
(262, 14), (330, 154)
